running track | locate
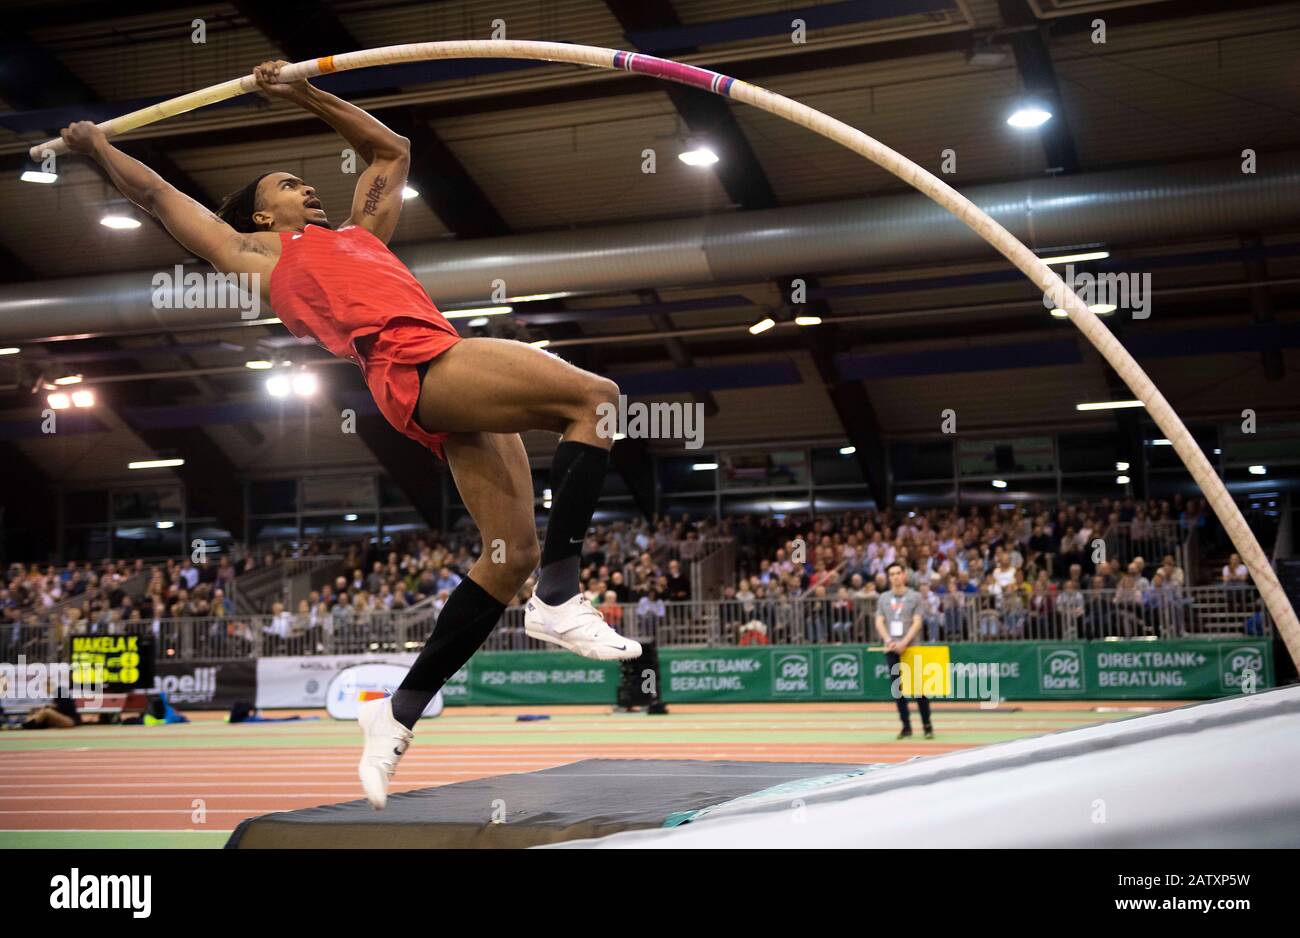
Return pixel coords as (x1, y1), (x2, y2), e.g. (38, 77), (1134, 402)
(0, 702), (1180, 848)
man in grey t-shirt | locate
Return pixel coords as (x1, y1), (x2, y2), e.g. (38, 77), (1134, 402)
(874, 562), (934, 739)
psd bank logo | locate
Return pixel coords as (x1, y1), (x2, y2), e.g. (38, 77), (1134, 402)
(1219, 646), (1264, 694)
(1039, 646), (1083, 694)
(820, 650), (863, 696)
(772, 652), (812, 697)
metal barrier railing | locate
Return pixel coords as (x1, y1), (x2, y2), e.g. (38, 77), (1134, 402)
(230, 554), (346, 616)
(1, 585), (1271, 663)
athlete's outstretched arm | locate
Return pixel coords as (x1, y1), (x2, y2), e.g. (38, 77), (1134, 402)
(253, 60), (410, 244)
(60, 121), (269, 274)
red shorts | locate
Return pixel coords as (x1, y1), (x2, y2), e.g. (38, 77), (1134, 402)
(356, 319), (461, 459)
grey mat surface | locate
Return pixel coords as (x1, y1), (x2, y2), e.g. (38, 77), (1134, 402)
(226, 759), (859, 848)
(551, 687), (1300, 848)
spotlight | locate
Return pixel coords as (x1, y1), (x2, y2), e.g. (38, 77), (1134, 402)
(344, 514), (359, 522)
(1007, 105), (1052, 128)
(839, 446), (856, 455)
(21, 170), (58, 184)
(693, 462), (718, 471)
(1115, 462), (1130, 471)
(794, 315), (822, 326)
(401, 186), (419, 200)
(71, 389), (95, 408)
(0, 347), (19, 355)
(1116, 475), (1130, 485)
(1076, 400), (1144, 411)
(1052, 304), (1116, 317)
(100, 214), (142, 230)
(991, 479), (1008, 489)
(467, 317), (489, 328)
(444, 306), (512, 319)
(529, 339), (551, 349)
(266, 374), (291, 398)
(749, 318), (775, 335)
(678, 147), (719, 166)
(47, 392), (71, 410)
(129, 458), (185, 470)
(53, 374), (83, 385)
(156, 521), (175, 529)
(291, 371), (318, 397)
(245, 360), (273, 370)
(1248, 465), (1267, 476)
(1040, 250), (1110, 265)
(509, 292), (571, 303)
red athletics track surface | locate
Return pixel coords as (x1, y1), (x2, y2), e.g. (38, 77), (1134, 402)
(0, 701), (1182, 847)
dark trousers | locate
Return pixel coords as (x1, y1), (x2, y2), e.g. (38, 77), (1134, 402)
(886, 651), (932, 731)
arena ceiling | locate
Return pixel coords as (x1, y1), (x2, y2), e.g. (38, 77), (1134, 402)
(0, 0), (1297, 507)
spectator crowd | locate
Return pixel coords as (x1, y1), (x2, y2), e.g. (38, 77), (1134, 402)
(4, 493), (1258, 655)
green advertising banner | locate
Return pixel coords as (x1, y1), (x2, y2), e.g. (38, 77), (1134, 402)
(443, 652), (619, 705)
(444, 640), (1273, 705)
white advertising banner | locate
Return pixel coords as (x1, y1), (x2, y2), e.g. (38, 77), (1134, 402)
(325, 663), (443, 720)
(255, 653), (417, 709)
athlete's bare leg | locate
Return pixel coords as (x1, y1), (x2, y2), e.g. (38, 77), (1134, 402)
(415, 337), (616, 449)
(385, 431), (536, 738)
(359, 346), (639, 806)
(442, 430), (539, 603)
(415, 336), (639, 656)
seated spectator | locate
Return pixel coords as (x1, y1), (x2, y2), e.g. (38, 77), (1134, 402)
(977, 574), (1003, 638)
(636, 589), (665, 636)
(1113, 573), (1142, 634)
(665, 559), (690, 602)
(600, 591), (623, 628)
(1028, 571), (1055, 637)
(435, 565), (463, 594)
(1056, 580), (1084, 639)
(608, 570), (630, 603)
(992, 551), (1016, 590)
(917, 581), (941, 642)
(264, 600), (298, 648)
(1159, 554), (1185, 588)
(1222, 553), (1249, 586)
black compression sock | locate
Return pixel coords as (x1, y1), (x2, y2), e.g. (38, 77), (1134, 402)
(535, 440), (609, 605)
(390, 576), (505, 729)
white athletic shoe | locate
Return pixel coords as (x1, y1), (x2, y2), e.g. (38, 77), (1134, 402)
(357, 696), (414, 810)
(524, 593), (643, 661)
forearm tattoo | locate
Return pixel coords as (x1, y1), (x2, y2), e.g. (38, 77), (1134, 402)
(363, 174), (388, 216)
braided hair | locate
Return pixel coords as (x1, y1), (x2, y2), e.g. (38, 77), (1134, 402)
(215, 172), (273, 233)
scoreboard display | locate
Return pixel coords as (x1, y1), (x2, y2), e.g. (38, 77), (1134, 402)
(69, 635), (155, 692)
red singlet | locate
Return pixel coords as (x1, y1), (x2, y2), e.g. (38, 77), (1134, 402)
(268, 224), (461, 456)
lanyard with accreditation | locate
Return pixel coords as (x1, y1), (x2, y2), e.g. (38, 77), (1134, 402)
(887, 593), (908, 638)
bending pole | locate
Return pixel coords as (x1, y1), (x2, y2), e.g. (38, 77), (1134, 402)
(30, 39), (1300, 668)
